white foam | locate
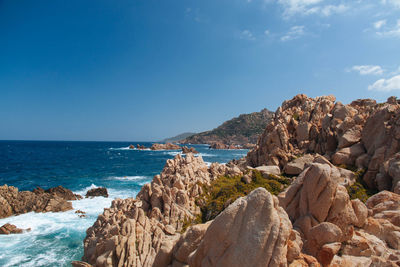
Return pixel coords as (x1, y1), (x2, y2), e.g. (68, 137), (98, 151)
(109, 146), (131, 151)
(0, 185), (139, 266)
(109, 176), (151, 186)
(110, 175), (149, 181)
(163, 151), (182, 156)
(197, 153), (216, 157)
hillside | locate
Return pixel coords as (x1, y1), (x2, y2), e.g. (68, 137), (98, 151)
(181, 108), (273, 145)
(161, 132), (196, 143)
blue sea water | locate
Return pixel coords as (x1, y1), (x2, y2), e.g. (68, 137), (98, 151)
(0, 141), (248, 267)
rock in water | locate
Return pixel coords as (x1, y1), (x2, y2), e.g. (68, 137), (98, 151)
(188, 188), (292, 267)
(0, 185), (74, 218)
(150, 143), (181, 150)
(0, 223), (30, 234)
(85, 187), (108, 198)
(181, 146), (199, 154)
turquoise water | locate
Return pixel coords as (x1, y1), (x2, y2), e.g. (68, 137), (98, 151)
(0, 141), (247, 266)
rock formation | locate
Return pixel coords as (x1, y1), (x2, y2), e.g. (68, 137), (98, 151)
(0, 223), (30, 234)
(0, 185), (77, 219)
(188, 188), (293, 267)
(181, 146), (199, 154)
(80, 153), (243, 267)
(78, 94), (400, 267)
(150, 143), (181, 150)
(86, 187), (109, 198)
(248, 94), (400, 192)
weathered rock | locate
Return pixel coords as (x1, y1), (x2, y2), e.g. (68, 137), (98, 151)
(331, 143), (365, 166)
(44, 185), (82, 200)
(284, 154), (315, 175)
(279, 163), (362, 240)
(172, 223), (210, 264)
(247, 94), (400, 193)
(188, 188), (292, 267)
(181, 146), (199, 154)
(0, 185), (74, 218)
(209, 142), (228, 149)
(85, 187), (108, 198)
(0, 223), (30, 234)
(81, 154), (241, 267)
(151, 143), (181, 150)
(254, 165), (281, 176)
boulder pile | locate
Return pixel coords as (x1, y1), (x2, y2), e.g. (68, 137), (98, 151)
(76, 95), (400, 267)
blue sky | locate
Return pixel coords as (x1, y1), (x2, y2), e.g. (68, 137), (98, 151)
(1, 0), (400, 141)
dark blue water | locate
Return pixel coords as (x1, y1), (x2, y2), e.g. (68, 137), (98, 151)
(0, 141), (247, 267)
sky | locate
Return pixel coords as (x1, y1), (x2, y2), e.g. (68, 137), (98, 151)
(1, 0), (400, 141)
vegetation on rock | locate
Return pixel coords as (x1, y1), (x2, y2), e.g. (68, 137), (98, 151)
(195, 170), (291, 223)
(346, 168), (377, 203)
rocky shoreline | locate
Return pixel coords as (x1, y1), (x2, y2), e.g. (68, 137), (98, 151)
(71, 94), (400, 267)
(2, 94), (400, 266)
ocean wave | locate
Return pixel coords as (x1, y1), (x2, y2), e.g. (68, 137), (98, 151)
(0, 184), (139, 267)
(197, 153), (216, 157)
(109, 176), (151, 186)
(109, 146), (131, 151)
(163, 151), (182, 156)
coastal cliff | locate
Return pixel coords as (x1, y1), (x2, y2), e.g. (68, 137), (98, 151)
(76, 94), (400, 267)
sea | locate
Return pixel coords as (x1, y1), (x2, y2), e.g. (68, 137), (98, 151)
(0, 140), (248, 267)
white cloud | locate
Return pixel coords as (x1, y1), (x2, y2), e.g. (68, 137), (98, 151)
(319, 4), (348, 16)
(376, 19), (400, 37)
(278, 0), (322, 16)
(373, 19), (387, 29)
(381, 0), (400, 8)
(277, 0), (348, 17)
(281, 25), (305, 41)
(264, 29), (270, 35)
(368, 75), (400, 91)
(350, 65), (384, 75)
(239, 30), (256, 40)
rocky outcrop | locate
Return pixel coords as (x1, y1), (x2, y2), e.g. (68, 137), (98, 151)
(279, 163), (400, 266)
(181, 146), (199, 154)
(188, 188), (293, 267)
(151, 143), (181, 150)
(0, 223), (30, 234)
(33, 185), (82, 200)
(248, 94), (400, 192)
(81, 153), (242, 267)
(85, 187), (108, 198)
(79, 94), (400, 267)
(0, 185), (76, 219)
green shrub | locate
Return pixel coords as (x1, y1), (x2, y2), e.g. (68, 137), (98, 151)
(346, 169), (377, 203)
(196, 170), (291, 222)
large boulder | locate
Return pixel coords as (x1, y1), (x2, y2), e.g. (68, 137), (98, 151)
(284, 154), (315, 175)
(85, 187), (108, 198)
(254, 165), (281, 176)
(188, 188), (292, 267)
